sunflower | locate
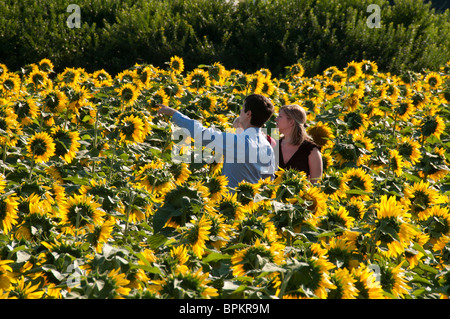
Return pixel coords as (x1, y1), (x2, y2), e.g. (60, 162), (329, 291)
(231, 238), (284, 277)
(417, 147), (449, 182)
(247, 73), (265, 95)
(274, 169), (309, 201)
(317, 237), (357, 269)
(329, 70), (347, 86)
(181, 215), (211, 259)
(66, 85), (90, 114)
(0, 109), (22, 147)
(317, 206), (355, 231)
(92, 69), (113, 87)
(59, 194), (105, 234)
(300, 80), (324, 104)
(27, 67), (49, 90)
(395, 98), (415, 121)
(15, 194), (54, 241)
(114, 69), (137, 84)
(402, 180), (441, 220)
(170, 244), (189, 265)
(360, 60), (378, 78)
(288, 63), (305, 78)
(342, 168), (374, 201)
(205, 175), (229, 202)
(7, 278), (44, 299)
(169, 162), (191, 186)
(343, 111), (369, 136)
(323, 80), (342, 100)
(78, 178), (118, 212)
(351, 263), (385, 299)
(217, 192), (245, 221)
(148, 88), (170, 111)
(26, 132), (56, 163)
(0, 175), (6, 195)
(236, 213), (278, 244)
(50, 126), (80, 163)
(13, 98), (39, 126)
(343, 197), (366, 221)
(149, 266), (218, 299)
(235, 180), (259, 211)
(0, 259), (14, 290)
(354, 134), (374, 166)
(137, 65), (159, 88)
(373, 195), (416, 258)
(307, 121), (335, 149)
(208, 62), (228, 85)
(230, 70), (250, 94)
(0, 72), (21, 98)
(422, 206), (450, 252)
(343, 89), (364, 113)
(423, 72), (443, 90)
(116, 83), (140, 108)
(345, 61), (363, 83)
(168, 56), (185, 74)
(41, 89), (67, 115)
(439, 88), (450, 104)
(320, 172), (349, 201)
(106, 268), (131, 299)
(207, 211), (234, 250)
(38, 58), (54, 73)
(380, 83), (401, 104)
(260, 77), (276, 97)
(56, 67), (79, 86)
(378, 262), (411, 298)
(397, 136), (422, 168)
(389, 149), (404, 177)
(118, 114), (146, 144)
(134, 160), (175, 196)
(117, 198), (150, 224)
(420, 114), (445, 140)
(405, 232), (429, 269)
(184, 68), (211, 94)
(0, 63), (8, 78)
(299, 185), (328, 216)
(89, 217), (115, 253)
(328, 268), (358, 299)
(278, 256), (336, 299)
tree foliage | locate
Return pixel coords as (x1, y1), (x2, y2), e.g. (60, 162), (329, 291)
(1, 0), (450, 77)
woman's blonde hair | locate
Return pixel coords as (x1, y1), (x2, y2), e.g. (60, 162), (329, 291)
(279, 104), (312, 145)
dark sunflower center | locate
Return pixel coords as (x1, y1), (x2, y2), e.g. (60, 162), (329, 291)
(68, 203), (95, 227)
(121, 88), (134, 101)
(376, 217), (400, 244)
(31, 138), (48, 156)
(52, 131), (72, 156)
(398, 143), (413, 158)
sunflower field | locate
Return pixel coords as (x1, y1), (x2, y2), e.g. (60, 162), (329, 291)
(0, 57), (449, 300)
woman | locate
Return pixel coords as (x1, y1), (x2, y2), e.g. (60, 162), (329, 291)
(274, 104), (322, 183)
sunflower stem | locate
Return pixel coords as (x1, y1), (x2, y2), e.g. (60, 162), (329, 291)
(123, 194), (134, 241)
(91, 108), (100, 174)
(28, 157), (35, 182)
(1, 143), (7, 176)
(181, 210), (186, 227)
(108, 135), (120, 186)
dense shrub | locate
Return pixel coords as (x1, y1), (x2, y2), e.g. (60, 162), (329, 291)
(1, 0), (450, 77)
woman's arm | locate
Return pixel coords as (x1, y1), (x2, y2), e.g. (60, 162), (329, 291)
(308, 147), (323, 183)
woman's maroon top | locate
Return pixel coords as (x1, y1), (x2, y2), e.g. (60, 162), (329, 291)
(277, 138), (321, 176)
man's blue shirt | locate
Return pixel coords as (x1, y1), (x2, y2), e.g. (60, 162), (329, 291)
(171, 111), (275, 189)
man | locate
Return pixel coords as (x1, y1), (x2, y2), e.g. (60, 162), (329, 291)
(156, 94), (276, 189)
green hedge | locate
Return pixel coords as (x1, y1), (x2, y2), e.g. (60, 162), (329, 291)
(1, 0), (450, 77)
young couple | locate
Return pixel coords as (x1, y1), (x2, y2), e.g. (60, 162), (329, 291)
(157, 94), (322, 189)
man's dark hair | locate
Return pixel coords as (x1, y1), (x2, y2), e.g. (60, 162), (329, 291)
(243, 94), (274, 127)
